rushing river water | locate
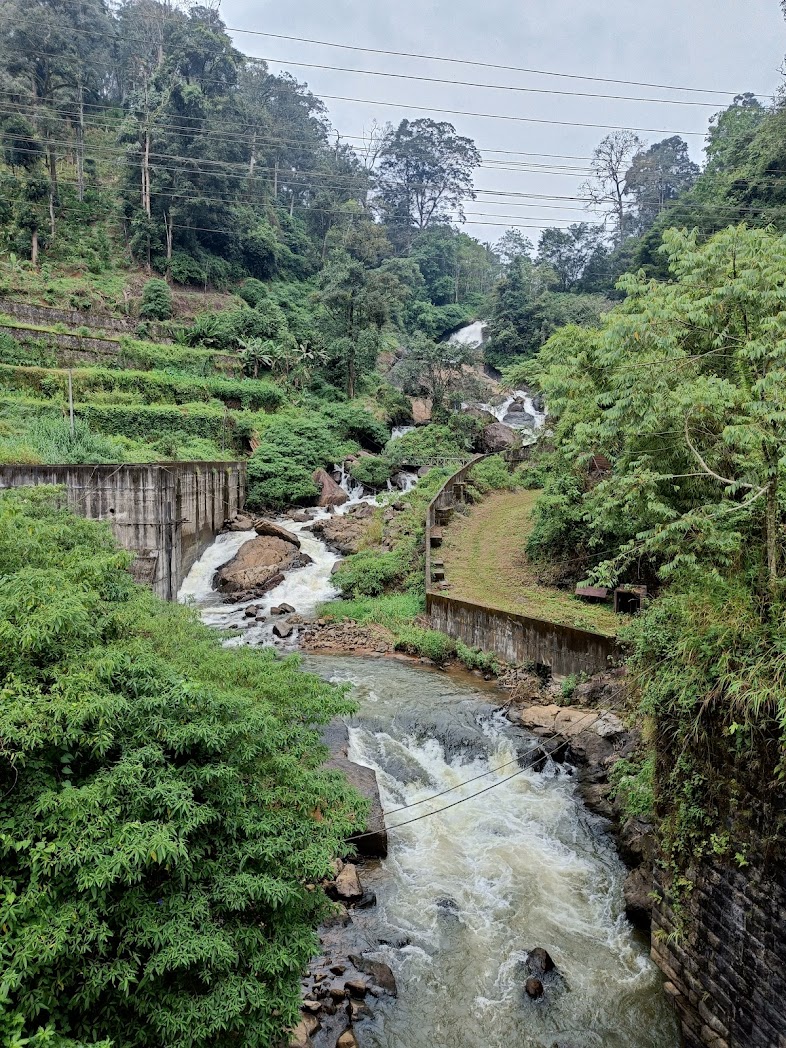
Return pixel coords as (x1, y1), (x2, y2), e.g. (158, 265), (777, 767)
(178, 330), (677, 1045)
(301, 655), (680, 1048)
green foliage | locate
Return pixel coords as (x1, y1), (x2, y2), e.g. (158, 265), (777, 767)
(386, 423), (471, 467)
(610, 754), (656, 819)
(246, 417), (346, 509)
(348, 455), (394, 489)
(393, 626), (456, 665)
(139, 278), (173, 321)
(455, 640), (500, 674)
(332, 550), (405, 598)
(318, 592), (424, 629)
(0, 413), (125, 465)
(467, 455), (516, 494)
(0, 488), (364, 1046)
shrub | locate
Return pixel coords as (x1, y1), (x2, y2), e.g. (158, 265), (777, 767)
(455, 640), (500, 674)
(0, 488), (363, 1046)
(332, 550), (404, 597)
(393, 626), (456, 664)
(139, 278), (173, 321)
(246, 416), (348, 509)
(319, 592), (423, 628)
(348, 455), (394, 489)
(468, 455), (515, 494)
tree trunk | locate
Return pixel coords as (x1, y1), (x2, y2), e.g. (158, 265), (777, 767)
(164, 212), (174, 266)
(76, 84), (85, 203)
(273, 159), (278, 198)
(31, 228), (39, 268)
(142, 127), (151, 218)
(47, 140), (57, 237)
(766, 478), (779, 596)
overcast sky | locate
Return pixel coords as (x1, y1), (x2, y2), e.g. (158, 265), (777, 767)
(219, 0), (786, 249)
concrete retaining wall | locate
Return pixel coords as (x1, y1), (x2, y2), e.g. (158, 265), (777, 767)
(0, 462), (245, 600)
(425, 455), (619, 677)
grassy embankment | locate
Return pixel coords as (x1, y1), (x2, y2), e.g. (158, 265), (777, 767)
(440, 488), (619, 637)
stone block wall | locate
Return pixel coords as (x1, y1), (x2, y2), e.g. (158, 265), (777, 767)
(652, 861), (786, 1048)
(0, 462), (245, 600)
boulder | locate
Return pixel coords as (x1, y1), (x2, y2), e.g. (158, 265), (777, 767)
(222, 512), (256, 532)
(525, 977), (544, 999)
(482, 421), (518, 453)
(348, 955), (397, 997)
(502, 399), (536, 429)
(254, 519), (301, 547)
(289, 1019), (313, 1048)
(310, 508), (376, 556)
(526, 948), (555, 975)
(215, 536), (312, 598)
(337, 1033), (359, 1048)
(335, 863), (363, 902)
(623, 866), (653, 930)
(273, 622), (294, 640)
(465, 406), (497, 425)
(313, 468), (349, 508)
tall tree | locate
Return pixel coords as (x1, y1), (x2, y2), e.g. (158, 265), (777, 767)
(536, 223), (607, 292)
(624, 136), (700, 234)
(580, 130), (642, 243)
(377, 118), (481, 247)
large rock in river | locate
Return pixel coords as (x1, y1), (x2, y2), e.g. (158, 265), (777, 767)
(482, 421), (518, 453)
(254, 518), (301, 547)
(313, 468), (349, 508)
(309, 503), (375, 555)
(214, 536), (312, 598)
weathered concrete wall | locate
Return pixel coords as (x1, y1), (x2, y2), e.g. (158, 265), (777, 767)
(0, 297), (132, 333)
(427, 592), (619, 677)
(425, 456), (619, 677)
(0, 462), (245, 600)
(652, 860), (786, 1048)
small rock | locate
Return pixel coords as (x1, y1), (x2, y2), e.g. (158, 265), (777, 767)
(337, 1033), (358, 1048)
(289, 1019), (313, 1048)
(525, 977), (544, 999)
(345, 978), (369, 998)
(301, 1013), (320, 1037)
(328, 984), (346, 1001)
(278, 602), (296, 614)
(348, 955), (397, 997)
(301, 1000), (321, 1014)
(254, 519), (301, 547)
(270, 605), (284, 615)
(243, 605), (259, 617)
(526, 948), (555, 975)
(330, 963), (348, 975)
(273, 622), (294, 639)
(335, 863), (363, 902)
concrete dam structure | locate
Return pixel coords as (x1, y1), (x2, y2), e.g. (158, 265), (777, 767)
(0, 461), (245, 600)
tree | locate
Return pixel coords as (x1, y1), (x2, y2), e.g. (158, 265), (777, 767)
(624, 136), (700, 234)
(536, 223), (607, 292)
(524, 225), (786, 598)
(0, 488), (363, 1046)
(377, 119), (481, 246)
(704, 94), (766, 175)
(496, 229), (533, 268)
(392, 333), (485, 417)
(580, 130), (642, 243)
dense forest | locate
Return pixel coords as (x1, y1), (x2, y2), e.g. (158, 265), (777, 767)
(2, 0), (786, 1044)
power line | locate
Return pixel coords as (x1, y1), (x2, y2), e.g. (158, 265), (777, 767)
(214, 27), (771, 100)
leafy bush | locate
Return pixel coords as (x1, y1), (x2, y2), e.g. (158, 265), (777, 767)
(0, 413), (125, 464)
(468, 454), (515, 494)
(246, 416), (349, 509)
(0, 488), (364, 1046)
(139, 277), (173, 321)
(319, 592), (423, 628)
(455, 640), (500, 675)
(386, 423), (469, 467)
(332, 550), (404, 597)
(319, 401), (390, 451)
(393, 626), (456, 664)
(348, 455), (394, 489)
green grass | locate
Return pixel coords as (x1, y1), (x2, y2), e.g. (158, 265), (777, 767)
(318, 592), (424, 628)
(441, 488), (619, 637)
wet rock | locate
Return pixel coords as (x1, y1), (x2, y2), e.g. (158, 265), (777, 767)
(335, 864), (363, 902)
(289, 1019), (314, 1047)
(215, 536), (312, 598)
(254, 519), (301, 547)
(482, 421), (518, 453)
(279, 602), (296, 614)
(243, 605), (259, 617)
(345, 978), (369, 998)
(356, 890), (377, 909)
(273, 622), (295, 639)
(311, 508), (377, 555)
(502, 399), (536, 429)
(302, 1000), (321, 1014)
(313, 468), (349, 508)
(222, 511), (256, 532)
(526, 948), (555, 975)
(623, 866), (653, 929)
(465, 406), (497, 425)
(525, 977), (544, 999)
(337, 1033), (359, 1048)
(348, 955), (397, 997)
(255, 614), (267, 623)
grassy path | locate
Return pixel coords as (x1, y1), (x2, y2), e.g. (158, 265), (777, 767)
(440, 489), (619, 637)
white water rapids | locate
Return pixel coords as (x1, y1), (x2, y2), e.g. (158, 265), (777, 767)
(177, 320), (676, 1044)
(303, 656), (680, 1048)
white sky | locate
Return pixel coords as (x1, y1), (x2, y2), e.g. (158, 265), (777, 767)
(219, 0), (786, 250)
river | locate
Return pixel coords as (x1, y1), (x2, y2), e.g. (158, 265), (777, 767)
(177, 327), (679, 1045)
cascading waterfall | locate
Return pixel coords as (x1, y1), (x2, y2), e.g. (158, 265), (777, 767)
(301, 656), (681, 1048)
